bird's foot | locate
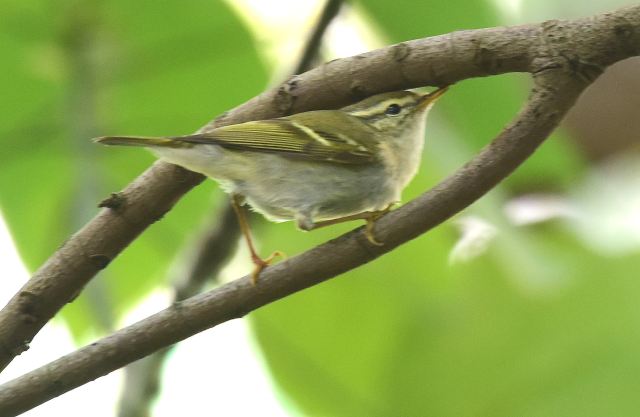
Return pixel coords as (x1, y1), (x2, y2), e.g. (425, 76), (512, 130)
(363, 204), (395, 246)
(250, 251), (286, 284)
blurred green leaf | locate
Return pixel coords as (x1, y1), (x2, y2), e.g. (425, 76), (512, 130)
(0, 0), (267, 338)
(508, 0), (635, 24)
(254, 215), (640, 417)
(253, 223), (458, 417)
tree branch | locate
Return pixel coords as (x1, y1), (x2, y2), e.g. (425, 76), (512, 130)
(0, 162), (203, 372)
(0, 5), (637, 389)
(0, 68), (588, 416)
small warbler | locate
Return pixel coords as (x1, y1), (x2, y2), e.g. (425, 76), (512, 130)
(96, 87), (448, 282)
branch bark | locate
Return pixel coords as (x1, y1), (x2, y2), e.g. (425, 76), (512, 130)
(0, 6), (638, 413)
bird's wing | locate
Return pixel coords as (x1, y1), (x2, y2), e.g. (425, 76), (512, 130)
(172, 112), (378, 165)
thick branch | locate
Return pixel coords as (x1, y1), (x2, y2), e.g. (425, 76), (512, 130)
(0, 4), (638, 376)
(0, 162), (203, 371)
(209, 5), (639, 129)
(0, 69), (589, 415)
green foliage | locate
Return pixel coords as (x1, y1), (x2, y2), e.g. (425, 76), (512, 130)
(253, 224), (640, 416)
(0, 0), (267, 338)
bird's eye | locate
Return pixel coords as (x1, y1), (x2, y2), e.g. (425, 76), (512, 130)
(385, 103), (402, 116)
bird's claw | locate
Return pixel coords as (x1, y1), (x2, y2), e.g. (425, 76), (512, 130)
(250, 251), (286, 284)
(364, 212), (387, 246)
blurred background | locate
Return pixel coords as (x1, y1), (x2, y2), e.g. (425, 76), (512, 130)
(1, 0), (640, 415)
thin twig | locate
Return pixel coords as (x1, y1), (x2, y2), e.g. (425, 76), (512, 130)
(0, 4), (638, 375)
(294, 0), (345, 74)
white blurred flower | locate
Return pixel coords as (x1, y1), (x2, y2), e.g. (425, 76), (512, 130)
(502, 154), (640, 256)
(449, 216), (498, 264)
(504, 194), (577, 226)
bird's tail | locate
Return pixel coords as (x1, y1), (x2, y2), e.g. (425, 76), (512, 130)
(93, 135), (188, 148)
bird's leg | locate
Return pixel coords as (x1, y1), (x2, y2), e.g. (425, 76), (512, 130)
(231, 195), (284, 284)
(300, 203), (396, 246)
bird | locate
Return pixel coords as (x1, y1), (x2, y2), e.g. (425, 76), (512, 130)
(95, 86), (448, 282)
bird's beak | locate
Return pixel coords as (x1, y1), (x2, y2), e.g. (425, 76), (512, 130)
(418, 85), (449, 109)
